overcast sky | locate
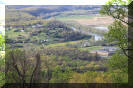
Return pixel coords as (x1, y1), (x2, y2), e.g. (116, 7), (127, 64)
(1, 0), (108, 5)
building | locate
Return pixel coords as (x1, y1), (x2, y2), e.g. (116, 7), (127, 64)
(90, 46), (119, 57)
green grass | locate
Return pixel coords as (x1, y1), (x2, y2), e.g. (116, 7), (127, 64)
(46, 40), (103, 52)
(6, 29), (28, 39)
(46, 40), (82, 48)
(80, 46), (103, 52)
(55, 15), (94, 21)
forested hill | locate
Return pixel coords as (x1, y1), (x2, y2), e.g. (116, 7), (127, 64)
(6, 5), (101, 19)
(6, 6), (96, 48)
(3, 5), (128, 84)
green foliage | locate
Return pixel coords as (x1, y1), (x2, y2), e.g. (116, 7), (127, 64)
(0, 58), (5, 87)
(0, 34), (5, 51)
(100, 0), (130, 84)
(69, 71), (113, 83)
(6, 20), (92, 48)
(44, 46), (101, 61)
(50, 66), (72, 83)
(6, 49), (42, 83)
(105, 0), (132, 5)
(111, 72), (128, 83)
(108, 51), (128, 73)
(107, 51), (128, 82)
(0, 72), (5, 86)
(0, 34), (5, 87)
(105, 20), (128, 49)
(98, 0), (132, 84)
(4, 4), (131, 85)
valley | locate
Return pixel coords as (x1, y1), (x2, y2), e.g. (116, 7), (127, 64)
(4, 5), (128, 83)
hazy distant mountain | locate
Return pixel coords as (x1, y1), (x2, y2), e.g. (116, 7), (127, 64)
(6, 5), (101, 18)
(6, 5), (101, 10)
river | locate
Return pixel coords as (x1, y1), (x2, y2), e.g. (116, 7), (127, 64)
(71, 26), (105, 41)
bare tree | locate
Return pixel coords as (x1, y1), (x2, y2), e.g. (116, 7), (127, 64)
(6, 49), (42, 88)
(30, 53), (41, 83)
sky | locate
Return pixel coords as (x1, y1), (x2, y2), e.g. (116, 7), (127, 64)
(0, 0), (108, 5)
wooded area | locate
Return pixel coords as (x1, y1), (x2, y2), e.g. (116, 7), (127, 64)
(0, 0), (132, 88)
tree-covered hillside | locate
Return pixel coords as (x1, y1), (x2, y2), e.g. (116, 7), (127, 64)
(3, 4), (129, 87)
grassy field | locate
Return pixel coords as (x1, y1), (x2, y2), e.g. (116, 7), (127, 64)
(46, 40), (103, 52)
(80, 46), (103, 52)
(46, 40), (82, 48)
(56, 15), (113, 26)
(56, 15), (94, 21)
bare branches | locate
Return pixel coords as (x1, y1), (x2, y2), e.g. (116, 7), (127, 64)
(30, 53), (41, 83)
(10, 51), (23, 79)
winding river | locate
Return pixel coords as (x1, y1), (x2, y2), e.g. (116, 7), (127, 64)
(71, 26), (107, 41)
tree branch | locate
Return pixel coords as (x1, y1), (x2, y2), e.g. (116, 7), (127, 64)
(30, 53), (40, 83)
(10, 51), (23, 78)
